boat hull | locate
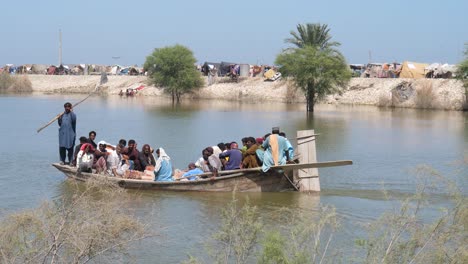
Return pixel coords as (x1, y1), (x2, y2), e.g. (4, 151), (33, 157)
(52, 163), (293, 192)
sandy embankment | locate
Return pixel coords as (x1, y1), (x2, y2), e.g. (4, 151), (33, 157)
(27, 75), (466, 110)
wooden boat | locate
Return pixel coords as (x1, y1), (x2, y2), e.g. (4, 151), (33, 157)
(52, 160), (352, 192)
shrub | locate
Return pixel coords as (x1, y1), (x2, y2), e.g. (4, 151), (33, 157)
(378, 93), (393, 107)
(210, 194), (263, 264)
(0, 73), (32, 93)
(0, 178), (153, 263)
(414, 81), (437, 109)
(356, 164), (467, 264)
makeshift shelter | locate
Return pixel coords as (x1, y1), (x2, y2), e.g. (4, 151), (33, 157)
(398, 61), (428, 79)
(425, 63), (457, 78)
(201, 62), (221, 76)
(47, 66), (57, 75)
(219, 61), (237, 76)
(30, 64), (48, 74)
(128, 67), (140, 75)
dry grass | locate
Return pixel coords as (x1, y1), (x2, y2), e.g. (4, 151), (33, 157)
(415, 81), (438, 109)
(378, 93), (393, 107)
(0, 73), (32, 93)
(0, 178), (154, 263)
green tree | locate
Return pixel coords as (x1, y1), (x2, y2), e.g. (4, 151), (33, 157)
(144, 45), (203, 103)
(456, 44), (468, 110)
(276, 23), (351, 112)
(285, 23), (340, 50)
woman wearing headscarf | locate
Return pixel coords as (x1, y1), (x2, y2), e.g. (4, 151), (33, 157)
(154, 148), (173, 182)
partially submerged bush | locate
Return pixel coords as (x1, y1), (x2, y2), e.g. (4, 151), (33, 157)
(210, 195), (263, 264)
(0, 73), (32, 93)
(357, 165), (467, 264)
(188, 160), (466, 264)
(0, 178), (153, 263)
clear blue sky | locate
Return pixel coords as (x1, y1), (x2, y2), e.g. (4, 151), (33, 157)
(2, 0), (467, 66)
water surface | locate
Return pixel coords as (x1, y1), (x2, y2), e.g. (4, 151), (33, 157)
(0, 94), (466, 262)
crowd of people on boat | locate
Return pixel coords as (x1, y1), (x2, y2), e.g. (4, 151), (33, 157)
(57, 102), (294, 182)
(64, 129), (294, 182)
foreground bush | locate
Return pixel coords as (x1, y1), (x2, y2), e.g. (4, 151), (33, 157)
(187, 159), (466, 264)
(0, 178), (152, 263)
(0, 73), (32, 93)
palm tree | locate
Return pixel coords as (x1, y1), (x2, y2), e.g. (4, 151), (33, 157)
(285, 23), (340, 51)
(277, 23), (351, 112)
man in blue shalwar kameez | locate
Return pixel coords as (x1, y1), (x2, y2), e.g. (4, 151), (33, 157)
(261, 127), (291, 172)
(58, 102), (77, 165)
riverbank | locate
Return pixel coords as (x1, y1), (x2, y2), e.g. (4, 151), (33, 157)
(27, 75), (466, 110)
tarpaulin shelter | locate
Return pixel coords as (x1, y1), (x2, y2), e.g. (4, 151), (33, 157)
(219, 61), (238, 76)
(399, 61), (428, 79)
(201, 62), (221, 76)
(31, 64), (48, 74)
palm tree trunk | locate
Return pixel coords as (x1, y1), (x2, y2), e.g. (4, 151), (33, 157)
(306, 83), (315, 112)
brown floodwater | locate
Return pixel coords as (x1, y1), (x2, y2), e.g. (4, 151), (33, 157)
(0, 94), (466, 262)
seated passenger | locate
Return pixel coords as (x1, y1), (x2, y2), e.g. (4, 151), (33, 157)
(181, 162), (203, 181)
(87, 131), (97, 149)
(154, 148), (173, 182)
(201, 147), (222, 177)
(138, 144), (156, 171)
(122, 139), (141, 171)
(72, 136), (88, 167)
(109, 144), (130, 177)
(255, 134), (268, 164)
(219, 142), (242, 170)
(93, 141), (109, 174)
(242, 137), (260, 168)
(76, 143), (94, 173)
(174, 162), (203, 181)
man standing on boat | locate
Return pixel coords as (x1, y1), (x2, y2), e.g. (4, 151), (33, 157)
(58, 102), (76, 165)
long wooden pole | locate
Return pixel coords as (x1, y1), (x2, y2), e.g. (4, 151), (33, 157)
(36, 73), (107, 133)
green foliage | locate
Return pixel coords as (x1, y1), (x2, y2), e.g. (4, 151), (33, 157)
(210, 195), (263, 264)
(144, 44), (203, 102)
(276, 23), (351, 112)
(356, 165), (468, 264)
(258, 206), (339, 264)
(258, 231), (288, 264)
(285, 23), (340, 51)
(276, 46), (351, 112)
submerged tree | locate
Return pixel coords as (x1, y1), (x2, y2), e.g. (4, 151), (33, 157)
(276, 23), (351, 112)
(144, 45), (203, 103)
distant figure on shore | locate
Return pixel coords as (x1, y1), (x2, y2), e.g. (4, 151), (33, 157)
(58, 102), (76, 165)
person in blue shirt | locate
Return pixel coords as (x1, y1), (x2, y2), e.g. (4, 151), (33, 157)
(219, 142), (242, 170)
(261, 127), (290, 172)
(154, 148), (173, 182)
(58, 102), (76, 165)
(181, 162), (204, 181)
